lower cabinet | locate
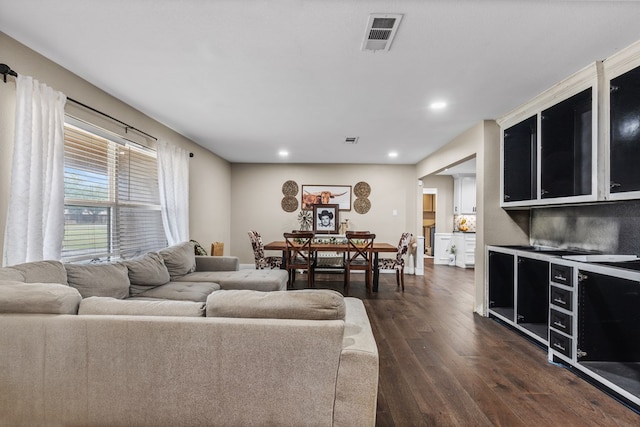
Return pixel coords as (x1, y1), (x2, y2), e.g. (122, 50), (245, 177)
(453, 232), (475, 268)
(516, 257), (549, 341)
(574, 269), (640, 410)
(488, 250), (515, 322)
(488, 246), (640, 412)
(487, 247), (548, 345)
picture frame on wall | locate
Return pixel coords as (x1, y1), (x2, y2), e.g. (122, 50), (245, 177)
(313, 204), (339, 234)
(301, 185), (352, 211)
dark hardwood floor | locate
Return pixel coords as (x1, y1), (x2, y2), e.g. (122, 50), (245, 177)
(291, 259), (640, 426)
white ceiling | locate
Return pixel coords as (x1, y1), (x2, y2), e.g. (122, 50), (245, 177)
(2, 1), (640, 165)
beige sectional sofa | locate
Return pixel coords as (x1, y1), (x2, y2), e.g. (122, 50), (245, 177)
(0, 242), (379, 426)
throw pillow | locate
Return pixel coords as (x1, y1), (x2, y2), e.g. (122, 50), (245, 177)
(65, 263), (130, 299)
(123, 252), (171, 296)
(158, 241), (196, 279)
(206, 289), (346, 320)
(12, 260), (67, 284)
(0, 281), (82, 314)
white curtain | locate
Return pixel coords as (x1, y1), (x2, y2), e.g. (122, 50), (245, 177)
(3, 75), (67, 266)
(157, 140), (190, 246)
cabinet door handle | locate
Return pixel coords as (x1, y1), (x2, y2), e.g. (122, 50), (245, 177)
(610, 182), (621, 189)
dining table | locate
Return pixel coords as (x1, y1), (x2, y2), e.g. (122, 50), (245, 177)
(263, 240), (397, 292)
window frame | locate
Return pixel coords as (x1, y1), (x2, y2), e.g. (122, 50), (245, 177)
(62, 116), (166, 263)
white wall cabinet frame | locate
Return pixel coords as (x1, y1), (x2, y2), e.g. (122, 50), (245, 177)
(497, 62), (603, 208)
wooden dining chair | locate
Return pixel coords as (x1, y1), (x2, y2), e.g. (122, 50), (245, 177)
(283, 231), (315, 289)
(378, 232), (413, 291)
(344, 231), (376, 294)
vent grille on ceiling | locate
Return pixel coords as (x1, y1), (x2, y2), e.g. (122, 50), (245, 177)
(362, 14), (403, 52)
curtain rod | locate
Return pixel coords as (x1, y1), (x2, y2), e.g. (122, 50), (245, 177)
(0, 62), (158, 142)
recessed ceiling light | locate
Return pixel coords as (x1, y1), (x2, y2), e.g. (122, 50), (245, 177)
(278, 150), (289, 157)
(430, 101), (447, 110)
(388, 151), (398, 158)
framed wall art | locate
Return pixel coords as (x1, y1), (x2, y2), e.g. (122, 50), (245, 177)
(313, 204), (339, 234)
(301, 185), (352, 211)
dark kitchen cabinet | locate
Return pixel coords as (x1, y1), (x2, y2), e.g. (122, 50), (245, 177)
(488, 249), (550, 344)
(488, 250), (515, 322)
(499, 62), (600, 207)
(540, 88), (593, 199)
(577, 270), (640, 405)
(610, 64), (640, 195)
(516, 257), (549, 340)
(503, 116), (537, 203)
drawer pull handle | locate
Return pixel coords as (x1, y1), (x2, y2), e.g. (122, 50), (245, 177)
(553, 298), (566, 305)
(553, 274), (566, 281)
(553, 342), (566, 351)
(553, 321), (566, 329)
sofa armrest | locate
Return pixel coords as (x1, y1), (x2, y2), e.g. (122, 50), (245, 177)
(333, 297), (379, 427)
(195, 256), (239, 272)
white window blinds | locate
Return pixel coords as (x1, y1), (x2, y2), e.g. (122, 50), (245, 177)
(63, 120), (167, 262)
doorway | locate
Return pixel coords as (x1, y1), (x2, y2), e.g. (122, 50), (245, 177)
(422, 188), (436, 257)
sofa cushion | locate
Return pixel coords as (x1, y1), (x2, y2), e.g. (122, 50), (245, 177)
(158, 241), (196, 279)
(0, 267), (25, 282)
(123, 252), (171, 297)
(65, 263), (130, 299)
(206, 289), (346, 320)
(177, 269), (288, 291)
(0, 281), (82, 314)
(79, 296), (205, 317)
(132, 281), (220, 302)
(12, 260), (67, 284)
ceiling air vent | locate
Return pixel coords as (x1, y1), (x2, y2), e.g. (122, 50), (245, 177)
(344, 137), (359, 145)
(362, 13), (403, 52)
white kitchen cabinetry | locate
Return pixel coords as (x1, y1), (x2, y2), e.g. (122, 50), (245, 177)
(453, 175), (476, 214)
(433, 233), (453, 265)
(453, 232), (475, 268)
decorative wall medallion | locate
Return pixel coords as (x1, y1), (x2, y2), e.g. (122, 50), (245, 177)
(353, 181), (371, 198)
(354, 198), (371, 214)
(282, 180), (299, 196)
(281, 196), (298, 212)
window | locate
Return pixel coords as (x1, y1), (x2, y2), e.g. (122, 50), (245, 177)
(63, 118), (167, 262)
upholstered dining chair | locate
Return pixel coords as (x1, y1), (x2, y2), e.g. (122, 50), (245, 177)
(344, 231), (376, 294)
(378, 232), (413, 291)
(247, 230), (282, 269)
(283, 231), (315, 289)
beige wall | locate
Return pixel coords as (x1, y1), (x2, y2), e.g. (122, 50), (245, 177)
(0, 32), (231, 262)
(230, 164), (418, 264)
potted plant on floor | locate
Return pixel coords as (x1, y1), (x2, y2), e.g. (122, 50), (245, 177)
(448, 244), (456, 266)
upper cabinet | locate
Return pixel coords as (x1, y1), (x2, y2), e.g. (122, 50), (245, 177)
(604, 40), (640, 201)
(499, 39), (640, 208)
(454, 175), (476, 214)
(503, 116), (536, 203)
(498, 62), (603, 208)
(540, 88), (593, 199)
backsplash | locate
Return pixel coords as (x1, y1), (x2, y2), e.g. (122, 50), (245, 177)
(454, 215), (476, 232)
(530, 200), (640, 255)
